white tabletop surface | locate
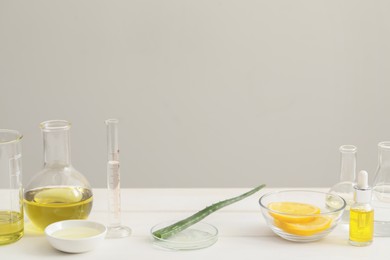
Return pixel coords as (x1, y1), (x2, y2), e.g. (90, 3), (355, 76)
(1, 188), (386, 259)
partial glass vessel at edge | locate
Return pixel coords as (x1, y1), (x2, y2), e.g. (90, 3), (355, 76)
(0, 129), (24, 245)
(24, 120), (93, 230)
(372, 141), (390, 236)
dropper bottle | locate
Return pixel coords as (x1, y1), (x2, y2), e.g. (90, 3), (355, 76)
(349, 170), (374, 246)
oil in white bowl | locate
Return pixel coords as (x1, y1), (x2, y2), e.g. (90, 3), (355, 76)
(53, 226), (102, 239)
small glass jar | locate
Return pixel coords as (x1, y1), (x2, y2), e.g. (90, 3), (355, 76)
(24, 120), (93, 230)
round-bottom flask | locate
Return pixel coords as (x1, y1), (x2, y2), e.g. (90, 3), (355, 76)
(327, 145), (357, 223)
(24, 120), (93, 230)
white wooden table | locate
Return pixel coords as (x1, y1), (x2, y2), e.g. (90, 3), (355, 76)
(1, 188), (387, 259)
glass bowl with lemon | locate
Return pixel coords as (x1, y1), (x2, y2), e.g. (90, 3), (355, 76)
(259, 190), (346, 242)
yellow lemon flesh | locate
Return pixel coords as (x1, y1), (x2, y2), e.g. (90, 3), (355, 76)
(274, 216), (332, 236)
(267, 202), (332, 236)
(268, 202), (321, 223)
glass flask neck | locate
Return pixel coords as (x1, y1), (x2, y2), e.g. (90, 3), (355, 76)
(377, 142), (390, 169)
(339, 145), (357, 182)
(41, 120), (72, 167)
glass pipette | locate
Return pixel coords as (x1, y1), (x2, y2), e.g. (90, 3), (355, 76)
(105, 118), (131, 238)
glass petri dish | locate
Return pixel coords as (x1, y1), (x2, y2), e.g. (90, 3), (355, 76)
(150, 221), (218, 250)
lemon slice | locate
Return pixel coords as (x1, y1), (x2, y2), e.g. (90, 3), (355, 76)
(268, 202), (321, 223)
(275, 216), (332, 236)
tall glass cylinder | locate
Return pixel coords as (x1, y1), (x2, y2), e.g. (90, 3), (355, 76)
(0, 130), (23, 245)
(24, 120), (93, 230)
(105, 119), (131, 238)
(372, 141), (390, 236)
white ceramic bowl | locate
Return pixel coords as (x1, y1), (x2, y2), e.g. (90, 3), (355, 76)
(45, 220), (107, 253)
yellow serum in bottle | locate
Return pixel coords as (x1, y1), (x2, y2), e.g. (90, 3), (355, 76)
(349, 170), (374, 246)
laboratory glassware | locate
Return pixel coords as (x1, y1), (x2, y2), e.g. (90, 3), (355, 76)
(372, 141), (390, 236)
(327, 145), (357, 223)
(24, 120), (93, 230)
(0, 130), (23, 245)
(105, 119), (131, 238)
(349, 170), (374, 246)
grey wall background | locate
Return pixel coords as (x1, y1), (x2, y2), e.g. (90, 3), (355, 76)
(1, 0), (389, 188)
